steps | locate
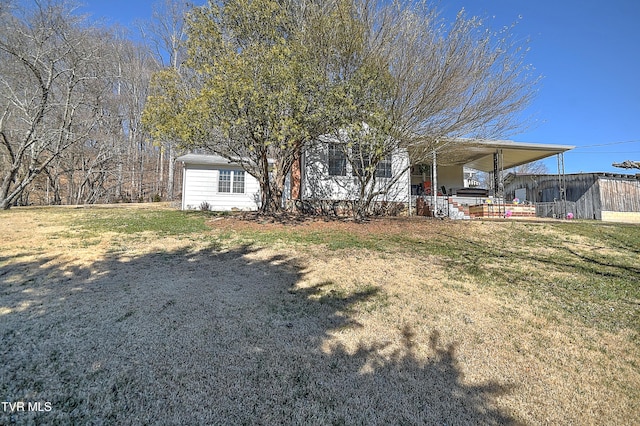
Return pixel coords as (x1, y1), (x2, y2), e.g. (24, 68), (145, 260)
(448, 200), (470, 220)
(415, 196), (472, 220)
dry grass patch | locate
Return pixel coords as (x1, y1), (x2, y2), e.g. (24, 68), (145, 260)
(1, 207), (638, 424)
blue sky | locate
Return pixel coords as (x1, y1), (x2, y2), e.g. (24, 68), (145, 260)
(79, 0), (640, 174)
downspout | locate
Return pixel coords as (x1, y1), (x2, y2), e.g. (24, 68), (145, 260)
(408, 163), (412, 217)
(181, 162), (186, 210)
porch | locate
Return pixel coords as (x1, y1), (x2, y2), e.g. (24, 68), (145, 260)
(408, 138), (573, 220)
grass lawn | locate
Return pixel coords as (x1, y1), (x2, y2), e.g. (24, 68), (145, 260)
(1, 204), (638, 424)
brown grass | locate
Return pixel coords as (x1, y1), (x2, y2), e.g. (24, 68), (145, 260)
(1, 206), (638, 424)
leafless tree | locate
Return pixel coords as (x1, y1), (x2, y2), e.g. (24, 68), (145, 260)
(312, 0), (540, 216)
(139, 0), (191, 200)
(367, 1), (539, 154)
(0, 0), (117, 209)
(112, 36), (162, 202)
(509, 160), (549, 175)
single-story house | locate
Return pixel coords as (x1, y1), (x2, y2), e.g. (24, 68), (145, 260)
(177, 138), (574, 216)
(177, 144), (410, 211)
(504, 172), (640, 223)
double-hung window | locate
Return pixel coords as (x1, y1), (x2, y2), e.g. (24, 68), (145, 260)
(232, 170), (245, 193)
(375, 154), (392, 178)
(218, 170), (245, 193)
(351, 144), (393, 178)
(219, 170), (231, 193)
(328, 143), (347, 176)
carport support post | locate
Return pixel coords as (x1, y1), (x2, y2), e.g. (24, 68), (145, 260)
(432, 150), (437, 212)
(493, 150), (505, 215)
(493, 152), (499, 197)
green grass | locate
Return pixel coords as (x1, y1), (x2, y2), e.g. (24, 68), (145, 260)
(66, 208), (639, 334)
(72, 210), (212, 236)
(235, 228), (386, 251)
(230, 219), (640, 334)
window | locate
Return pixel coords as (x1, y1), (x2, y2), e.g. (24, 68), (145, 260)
(218, 170), (231, 193)
(328, 143), (346, 176)
(351, 144), (393, 179)
(376, 154), (392, 178)
(233, 170), (245, 193)
(351, 144), (369, 177)
(218, 170), (245, 193)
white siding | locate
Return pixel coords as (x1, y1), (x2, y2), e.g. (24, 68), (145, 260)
(182, 164), (261, 211)
(302, 143), (410, 203)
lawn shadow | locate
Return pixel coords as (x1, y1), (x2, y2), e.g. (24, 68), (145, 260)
(1, 244), (516, 424)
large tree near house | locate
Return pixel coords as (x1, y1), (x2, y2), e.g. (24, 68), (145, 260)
(144, 0), (381, 214)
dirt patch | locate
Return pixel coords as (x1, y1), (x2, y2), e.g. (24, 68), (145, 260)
(1, 209), (638, 424)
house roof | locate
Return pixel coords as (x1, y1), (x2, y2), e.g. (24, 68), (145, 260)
(178, 138), (574, 173)
(504, 171), (640, 184)
(176, 153), (275, 166)
(410, 139), (575, 172)
(176, 153), (236, 166)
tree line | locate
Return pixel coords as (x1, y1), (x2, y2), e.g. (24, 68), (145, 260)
(1, 0), (538, 216)
(0, 0), (188, 209)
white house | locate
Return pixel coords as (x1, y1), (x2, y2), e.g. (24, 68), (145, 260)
(177, 144), (411, 211)
(301, 139), (410, 204)
(178, 153), (261, 211)
(177, 138), (574, 215)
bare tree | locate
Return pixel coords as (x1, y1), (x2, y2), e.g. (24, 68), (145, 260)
(55, 34), (159, 205)
(369, 1), (539, 151)
(316, 0), (539, 216)
(140, 0), (191, 200)
(113, 36), (161, 202)
(0, 0), (117, 209)
(510, 160), (549, 174)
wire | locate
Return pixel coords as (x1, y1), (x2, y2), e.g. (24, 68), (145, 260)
(572, 139), (640, 149)
(569, 151), (640, 155)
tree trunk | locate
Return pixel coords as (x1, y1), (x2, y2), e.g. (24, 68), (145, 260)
(167, 145), (175, 200)
(258, 151), (274, 214)
(158, 145), (164, 197)
(0, 166), (18, 209)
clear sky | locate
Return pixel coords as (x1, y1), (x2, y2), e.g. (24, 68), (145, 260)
(79, 0), (640, 174)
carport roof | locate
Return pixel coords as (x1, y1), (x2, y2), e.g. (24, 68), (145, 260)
(409, 139), (574, 172)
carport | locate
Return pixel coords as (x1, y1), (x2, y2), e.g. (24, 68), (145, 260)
(408, 138), (574, 218)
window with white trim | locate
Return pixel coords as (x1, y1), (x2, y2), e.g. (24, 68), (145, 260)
(233, 170), (245, 193)
(328, 143), (347, 176)
(218, 170), (245, 193)
(351, 144), (393, 179)
(376, 154), (392, 178)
